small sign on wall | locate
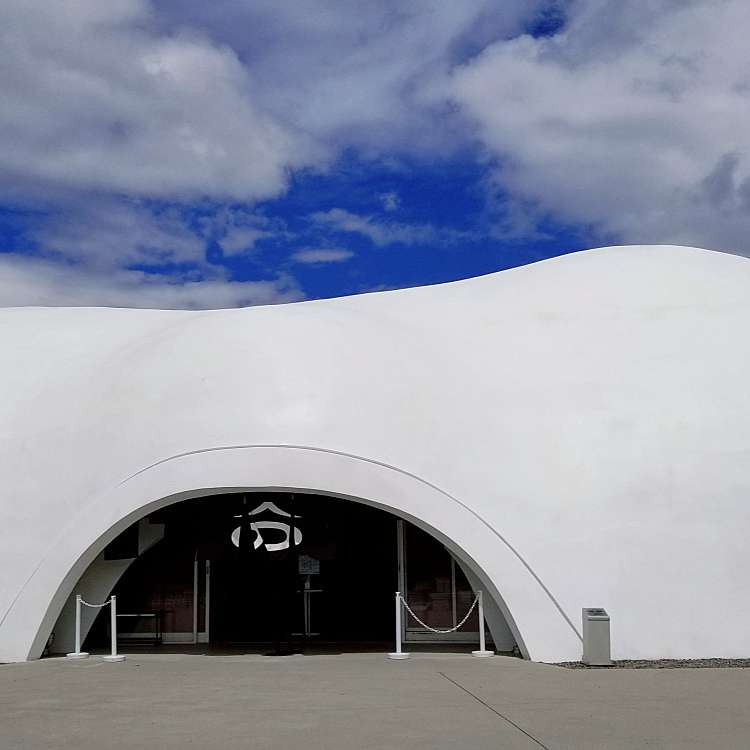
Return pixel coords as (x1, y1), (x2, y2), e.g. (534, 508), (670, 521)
(298, 554), (320, 575)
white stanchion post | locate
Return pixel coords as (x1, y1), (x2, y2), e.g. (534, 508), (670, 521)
(102, 595), (126, 662)
(471, 590), (494, 657)
(192, 558), (199, 645)
(205, 560), (211, 644)
(66, 594), (89, 659)
(388, 592), (409, 660)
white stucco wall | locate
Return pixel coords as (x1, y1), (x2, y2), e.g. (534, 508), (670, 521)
(0, 244), (748, 663)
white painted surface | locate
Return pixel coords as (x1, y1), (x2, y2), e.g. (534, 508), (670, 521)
(1, 245), (749, 662)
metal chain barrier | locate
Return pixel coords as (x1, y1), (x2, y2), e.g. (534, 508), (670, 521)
(399, 592), (479, 634)
(388, 589), (494, 660)
(80, 598), (112, 608)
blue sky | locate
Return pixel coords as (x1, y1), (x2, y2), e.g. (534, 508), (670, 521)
(1, 1), (748, 308)
(203, 154), (586, 300)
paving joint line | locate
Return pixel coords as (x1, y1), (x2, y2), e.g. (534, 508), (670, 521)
(439, 671), (551, 750)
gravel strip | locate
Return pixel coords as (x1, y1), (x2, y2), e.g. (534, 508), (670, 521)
(553, 658), (750, 669)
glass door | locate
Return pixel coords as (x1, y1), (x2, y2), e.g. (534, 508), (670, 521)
(399, 520), (484, 643)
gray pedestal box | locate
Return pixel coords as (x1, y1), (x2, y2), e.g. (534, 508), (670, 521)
(582, 608), (612, 665)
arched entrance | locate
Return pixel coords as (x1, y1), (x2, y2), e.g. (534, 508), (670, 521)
(75, 491), (511, 653)
(2, 445), (583, 662)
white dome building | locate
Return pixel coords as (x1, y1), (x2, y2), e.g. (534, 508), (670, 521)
(0, 244), (748, 663)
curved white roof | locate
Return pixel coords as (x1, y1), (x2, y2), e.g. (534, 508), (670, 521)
(1, 244), (749, 662)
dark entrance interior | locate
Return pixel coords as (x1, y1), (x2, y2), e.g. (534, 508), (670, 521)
(208, 494), (396, 643)
(89, 493), (397, 649)
(82, 490), (506, 654)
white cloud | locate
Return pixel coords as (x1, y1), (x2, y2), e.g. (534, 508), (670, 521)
(153, 1), (543, 153)
(29, 201), (206, 269)
(0, 1), (547, 309)
(204, 207), (283, 257)
(291, 248), (354, 264)
(6, 201), (299, 306)
(311, 208), (445, 246)
(311, 207), (478, 247)
(0, 0), (321, 202)
(380, 192), (400, 212)
(452, 0), (750, 254)
(0, 253), (303, 309)
(0, 1), (542, 204)
(218, 227), (273, 257)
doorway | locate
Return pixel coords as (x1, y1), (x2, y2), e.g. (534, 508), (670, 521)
(83, 491), (507, 652)
(208, 494), (397, 643)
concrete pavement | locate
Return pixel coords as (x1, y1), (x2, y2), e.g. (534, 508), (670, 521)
(1, 652), (748, 749)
